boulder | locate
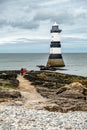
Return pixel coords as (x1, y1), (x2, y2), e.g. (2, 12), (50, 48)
(58, 90), (86, 100)
(64, 82), (84, 93)
(56, 82), (87, 100)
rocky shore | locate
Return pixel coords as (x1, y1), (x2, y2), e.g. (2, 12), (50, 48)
(0, 70), (87, 112)
(0, 70), (87, 129)
(24, 71), (87, 112)
(0, 70), (21, 101)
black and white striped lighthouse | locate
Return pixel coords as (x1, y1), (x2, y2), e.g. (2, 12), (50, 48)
(47, 22), (65, 67)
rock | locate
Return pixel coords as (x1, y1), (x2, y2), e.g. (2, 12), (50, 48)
(0, 88), (21, 98)
(56, 82), (86, 99)
(83, 89), (87, 95)
(37, 65), (57, 71)
(58, 90), (86, 100)
(0, 71), (19, 88)
(0, 72), (17, 80)
(24, 71), (87, 112)
(15, 101), (23, 106)
(65, 82), (84, 93)
(56, 87), (67, 94)
(56, 82), (86, 100)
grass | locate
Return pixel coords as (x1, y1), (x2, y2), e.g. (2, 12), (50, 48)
(37, 72), (48, 80)
(0, 85), (17, 89)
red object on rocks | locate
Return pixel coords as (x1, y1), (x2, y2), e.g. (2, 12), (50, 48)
(21, 68), (27, 75)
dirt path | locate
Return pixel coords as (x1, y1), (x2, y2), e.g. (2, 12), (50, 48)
(17, 75), (47, 109)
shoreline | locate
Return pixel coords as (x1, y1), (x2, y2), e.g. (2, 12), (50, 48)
(0, 70), (87, 112)
(0, 69), (87, 78)
(0, 70), (87, 129)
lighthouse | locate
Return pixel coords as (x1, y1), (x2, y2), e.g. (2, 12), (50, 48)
(47, 22), (65, 67)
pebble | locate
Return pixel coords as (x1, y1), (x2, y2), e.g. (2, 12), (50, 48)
(0, 105), (87, 130)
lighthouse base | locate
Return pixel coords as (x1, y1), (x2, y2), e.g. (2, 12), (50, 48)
(47, 59), (65, 67)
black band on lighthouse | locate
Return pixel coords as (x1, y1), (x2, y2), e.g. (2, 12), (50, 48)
(49, 54), (62, 59)
(50, 42), (61, 47)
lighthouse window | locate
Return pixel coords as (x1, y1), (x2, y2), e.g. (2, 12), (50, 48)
(52, 26), (58, 31)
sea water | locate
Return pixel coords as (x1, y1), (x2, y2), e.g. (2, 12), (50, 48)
(0, 53), (87, 77)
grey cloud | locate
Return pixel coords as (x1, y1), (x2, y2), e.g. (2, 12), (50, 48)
(0, 0), (87, 31)
(34, 9), (77, 25)
(32, 0), (87, 28)
(0, 18), (39, 29)
(0, 0), (39, 29)
(10, 20), (39, 29)
(0, 0), (8, 4)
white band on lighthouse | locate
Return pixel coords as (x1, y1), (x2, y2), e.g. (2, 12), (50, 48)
(50, 48), (61, 54)
(51, 33), (61, 42)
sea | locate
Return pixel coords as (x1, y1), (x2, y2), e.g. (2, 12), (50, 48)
(0, 53), (87, 77)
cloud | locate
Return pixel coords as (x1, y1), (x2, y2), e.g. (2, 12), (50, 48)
(0, 0), (87, 52)
(0, 0), (87, 29)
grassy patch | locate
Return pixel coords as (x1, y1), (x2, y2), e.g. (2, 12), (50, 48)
(37, 72), (48, 80)
(0, 85), (17, 89)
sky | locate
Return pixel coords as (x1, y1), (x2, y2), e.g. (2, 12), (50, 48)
(0, 0), (87, 53)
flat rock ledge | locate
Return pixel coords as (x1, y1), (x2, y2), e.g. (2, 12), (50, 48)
(0, 88), (21, 99)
